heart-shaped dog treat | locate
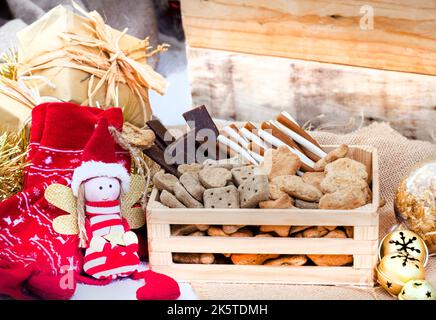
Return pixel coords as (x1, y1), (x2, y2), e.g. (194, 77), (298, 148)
(198, 167), (232, 189)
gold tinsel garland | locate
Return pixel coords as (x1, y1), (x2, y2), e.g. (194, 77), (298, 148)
(0, 127), (29, 201)
(0, 47), (18, 80)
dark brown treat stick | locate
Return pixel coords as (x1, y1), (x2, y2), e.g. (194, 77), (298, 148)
(183, 105), (219, 137)
(146, 119), (176, 147)
(143, 145), (178, 176)
(164, 130), (198, 165)
(154, 137), (167, 152)
(183, 105), (221, 160)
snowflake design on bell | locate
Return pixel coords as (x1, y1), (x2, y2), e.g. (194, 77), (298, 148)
(390, 252), (421, 268)
(70, 158), (80, 164)
(389, 231), (421, 256)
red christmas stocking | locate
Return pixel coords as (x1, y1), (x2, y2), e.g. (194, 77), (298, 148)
(133, 270), (181, 300)
(0, 102), (128, 299)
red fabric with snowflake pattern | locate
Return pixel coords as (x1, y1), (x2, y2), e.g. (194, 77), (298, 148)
(0, 102), (129, 299)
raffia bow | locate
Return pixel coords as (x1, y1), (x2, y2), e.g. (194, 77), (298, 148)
(18, 1), (168, 113)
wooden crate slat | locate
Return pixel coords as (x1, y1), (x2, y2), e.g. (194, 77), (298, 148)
(354, 226), (379, 241)
(151, 264), (374, 286)
(181, 0), (436, 76)
(353, 254), (379, 269)
(151, 237), (377, 255)
(148, 209), (378, 226)
(149, 252), (172, 266)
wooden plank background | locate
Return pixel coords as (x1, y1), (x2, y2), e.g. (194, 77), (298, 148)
(187, 46), (436, 141)
(181, 0), (436, 75)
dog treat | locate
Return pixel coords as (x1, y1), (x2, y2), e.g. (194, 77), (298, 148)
(302, 226), (329, 238)
(171, 224), (198, 236)
(344, 226), (354, 238)
(203, 159), (233, 170)
(195, 224), (210, 231)
(223, 125), (249, 149)
(122, 122), (155, 149)
(314, 144), (349, 171)
(324, 158), (369, 182)
(179, 172), (205, 201)
(257, 128), (314, 171)
(264, 255), (308, 266)
(307, 254), (353, 266)
(238, 175), (270, 208)
(173, 253), (215, 264)
(151, 201), (169, 209)
(271, 175), (323, 202)
(173, 182), (204, 208)
(177, 163), (203, 176)
(269, 183), (287, 200)
(205, 155), (250, 169)
(259, 225), (291, 237)
(294, 199), (319, 209)
(153, 170), (179, 193)
(240, 125), (269, 150)
(275, 111), (326, 157)
(164, 130), (198, 165)
(199, 167), (233, 189)
(325, 229), (346, 238)
(204, 185), (240, 209)
(301, 172), (325, 191)
(231, 254), (280, 265)
(183, 105), (220, 137)
(231, 165), (255, 186)
(248, 141), (266, 158)
(258, 146), (301, 179)
(319, 186), (368, 210)
(222, 225), (245, 234)
(144, 145), (178, 176)
(229, 228), (254, 237)
(255, 233), (274, 238)
(259, 194), (295, 209)
(320, 174), (368, 194)
(261, 121), (304, 153)
(146, 119), (176, 147)
(308, 229), (353, 266)
(207, 226), (229, 237)
(160, 190), (186, 208)
(217, 135), (258, 165)
(187, 231), (207, 237)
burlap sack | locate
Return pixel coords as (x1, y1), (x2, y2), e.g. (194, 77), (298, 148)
(190, 122), (436, 300)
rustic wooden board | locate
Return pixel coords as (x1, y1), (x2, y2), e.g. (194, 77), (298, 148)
(181, 0), (436, 76)
(186, 46), (436, 141)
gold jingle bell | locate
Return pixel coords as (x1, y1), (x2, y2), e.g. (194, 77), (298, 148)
(379, 229), (429, 266)
(376, 252), (425, 296)
(398, 280), (436, 300)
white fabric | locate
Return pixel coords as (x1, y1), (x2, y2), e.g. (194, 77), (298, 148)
(71, 161), (130, 196)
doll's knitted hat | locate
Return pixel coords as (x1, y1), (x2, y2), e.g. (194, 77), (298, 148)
(71, 117), (130, 196)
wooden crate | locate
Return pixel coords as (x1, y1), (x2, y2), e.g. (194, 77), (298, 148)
(181, 0), (436, 141)
(146, 145), (379, 286)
